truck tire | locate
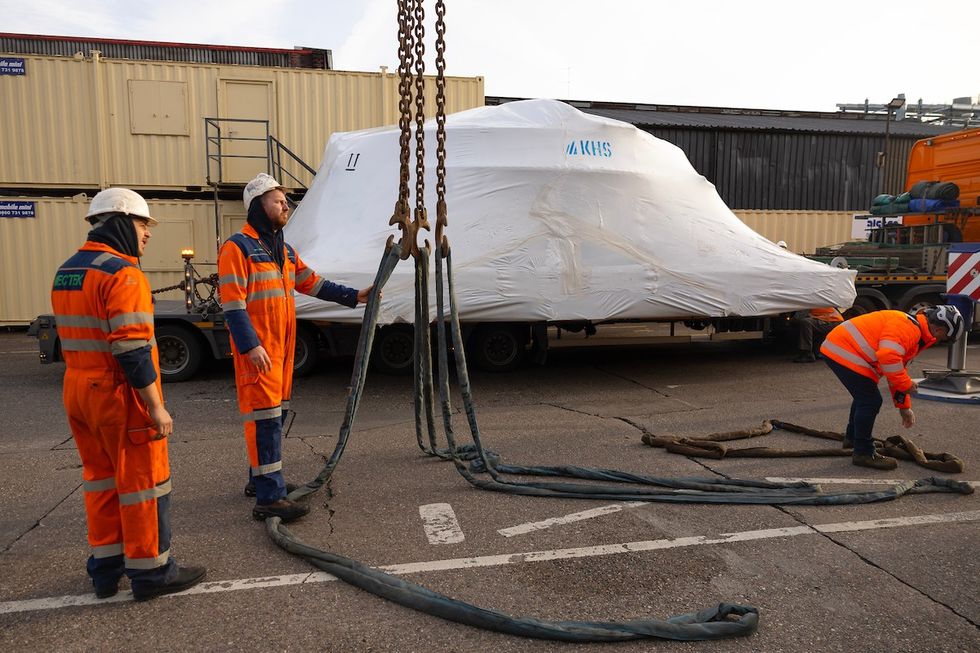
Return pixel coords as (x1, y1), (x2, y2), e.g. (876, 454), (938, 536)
(898, 289), (943, 315)
(469, 324), (526, 373)
(371, 324), (414, 375)
(844, 292), (888, 319)
(155, 324), (203, 383)
(293, 324), (319, 378)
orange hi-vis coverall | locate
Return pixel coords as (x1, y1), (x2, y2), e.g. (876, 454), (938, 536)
(820, 310), (936, 410)
(218, 223), (357, 504)
(52, 241), (175, 590)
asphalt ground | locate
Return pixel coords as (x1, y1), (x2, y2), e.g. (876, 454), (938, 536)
(0, 329), (977, 652)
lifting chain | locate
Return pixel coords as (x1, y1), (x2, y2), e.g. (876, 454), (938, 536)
(434, 0), (449, 256)
(389, 0), (417, 259)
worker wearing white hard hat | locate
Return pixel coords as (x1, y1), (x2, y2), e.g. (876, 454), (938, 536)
(219, 173), (374, 522)
(51, 187), (206, 600)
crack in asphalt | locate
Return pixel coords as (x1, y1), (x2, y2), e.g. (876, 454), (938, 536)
(593, 365), (699, 408)
(779, 506), (979, 629)
(0, 484), (80, 556)
(298, 437), (336, 537)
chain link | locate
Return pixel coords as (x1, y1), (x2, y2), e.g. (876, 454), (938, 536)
(412, 0), (429, 252)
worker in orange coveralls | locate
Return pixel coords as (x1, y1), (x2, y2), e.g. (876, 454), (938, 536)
(52, 188), (205, 601)
(820, 306), (964, 470)
(219, 173), (372, 522)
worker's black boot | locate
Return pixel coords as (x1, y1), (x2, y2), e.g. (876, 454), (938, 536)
(841, 437), (853, 450)
(132, 565), (207, 602)
(252, 498), (309, 522)
(244, 481), (299, 497)
(852, 452), (897, 470)
(94, 582), (119, 599)
(792, 352), (817, 363)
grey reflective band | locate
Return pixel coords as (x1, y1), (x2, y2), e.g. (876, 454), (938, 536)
(247, 288), (287, 302)
(822, 341), (877, 372)
(108, 311), (153, 331)
(244, 406), (283, 422)
(311, 278), (325, 295)
(222, 299), (247, 311)
(119, 479), (172, 506)
(125, 549), (170, 570)
(83, 477), (116, 492)
(219, 273), (247, 287)
(92, 543), (124, 558)
(879, 339), (906, 356)
(248, 270), (281, 283)
(92, 252), (121, 267)
(56, 315), (110, 331)
(252, 461), (283, 475)
(61, 338), (112, 352)
(842, 322), (878, 361)
(295, 268), (314, 284)
(880, 362), (905, 374)
(111, 338), (151, 355)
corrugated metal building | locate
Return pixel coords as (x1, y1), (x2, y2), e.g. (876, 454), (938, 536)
(0, 34), (485, 324)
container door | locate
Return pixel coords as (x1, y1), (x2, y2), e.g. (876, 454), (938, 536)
(217, 79), (275, 184)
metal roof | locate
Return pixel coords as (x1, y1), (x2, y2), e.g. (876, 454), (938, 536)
(486, 96), (958, 137)
(0, 32), (332, 69)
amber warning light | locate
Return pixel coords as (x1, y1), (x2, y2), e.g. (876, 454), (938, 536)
(180, 248), (195, 260)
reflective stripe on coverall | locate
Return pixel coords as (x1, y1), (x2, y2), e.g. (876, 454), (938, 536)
(218, 223), (356, 504)
(820, 310), (936, 409)
(51, 242), (174, 585)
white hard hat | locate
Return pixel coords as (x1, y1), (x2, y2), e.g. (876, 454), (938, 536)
(86, 188), (157, 225)
(776, 240), (788, 249)
(243, 173), (285, 211)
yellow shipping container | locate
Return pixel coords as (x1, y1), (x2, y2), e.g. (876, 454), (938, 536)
(0, 53), (484, 191)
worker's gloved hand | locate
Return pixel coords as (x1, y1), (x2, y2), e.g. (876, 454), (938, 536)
(247, 345), (272, 373)
(910, 381), (919, 393)
(899, 408), (915, 429)
(150, 405), (174, 439)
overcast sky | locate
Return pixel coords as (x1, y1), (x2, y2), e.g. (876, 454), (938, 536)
(4, 0), (977, 111)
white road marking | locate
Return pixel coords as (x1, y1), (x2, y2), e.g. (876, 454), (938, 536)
(419, 502), (465, 544)
(767, 477), (980, 488)
(498, 502), (648, 537)
(3, 509), (978, 615)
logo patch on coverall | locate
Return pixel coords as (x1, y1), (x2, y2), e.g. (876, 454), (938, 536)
(53, 270), (87, 290)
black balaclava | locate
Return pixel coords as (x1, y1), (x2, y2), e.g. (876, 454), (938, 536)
(87, 212), (140, 258)
(246, 197), (285, 269)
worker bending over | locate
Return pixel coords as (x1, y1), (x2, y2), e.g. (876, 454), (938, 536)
(218, 173), (372, 522)
(820, 306), (964, 469)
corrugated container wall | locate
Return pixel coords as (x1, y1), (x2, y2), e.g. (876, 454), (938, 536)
(1, 196), (246, 325)
(0, 53), (484, 190)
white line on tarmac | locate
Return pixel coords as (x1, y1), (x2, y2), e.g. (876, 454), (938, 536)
(767, 477), (980, 488)
(419, 502), (465, 544)
(2, 509), (978, 615)
(498, 501), (648, 537)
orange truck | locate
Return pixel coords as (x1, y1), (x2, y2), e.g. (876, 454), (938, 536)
(903, 127), (980, 240)
(812, 127), (980, 318)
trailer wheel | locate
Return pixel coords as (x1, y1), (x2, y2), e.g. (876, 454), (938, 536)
(901, 293), (942, 316)
(469, 324), (526, 373)
(293, 325), (319, 378)
(156, 324), (203, 383)
(371, 324), (414, 375)
(844, 296), (882, 319)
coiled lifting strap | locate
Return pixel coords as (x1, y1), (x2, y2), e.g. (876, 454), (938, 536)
(266, 241), (971, 643)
